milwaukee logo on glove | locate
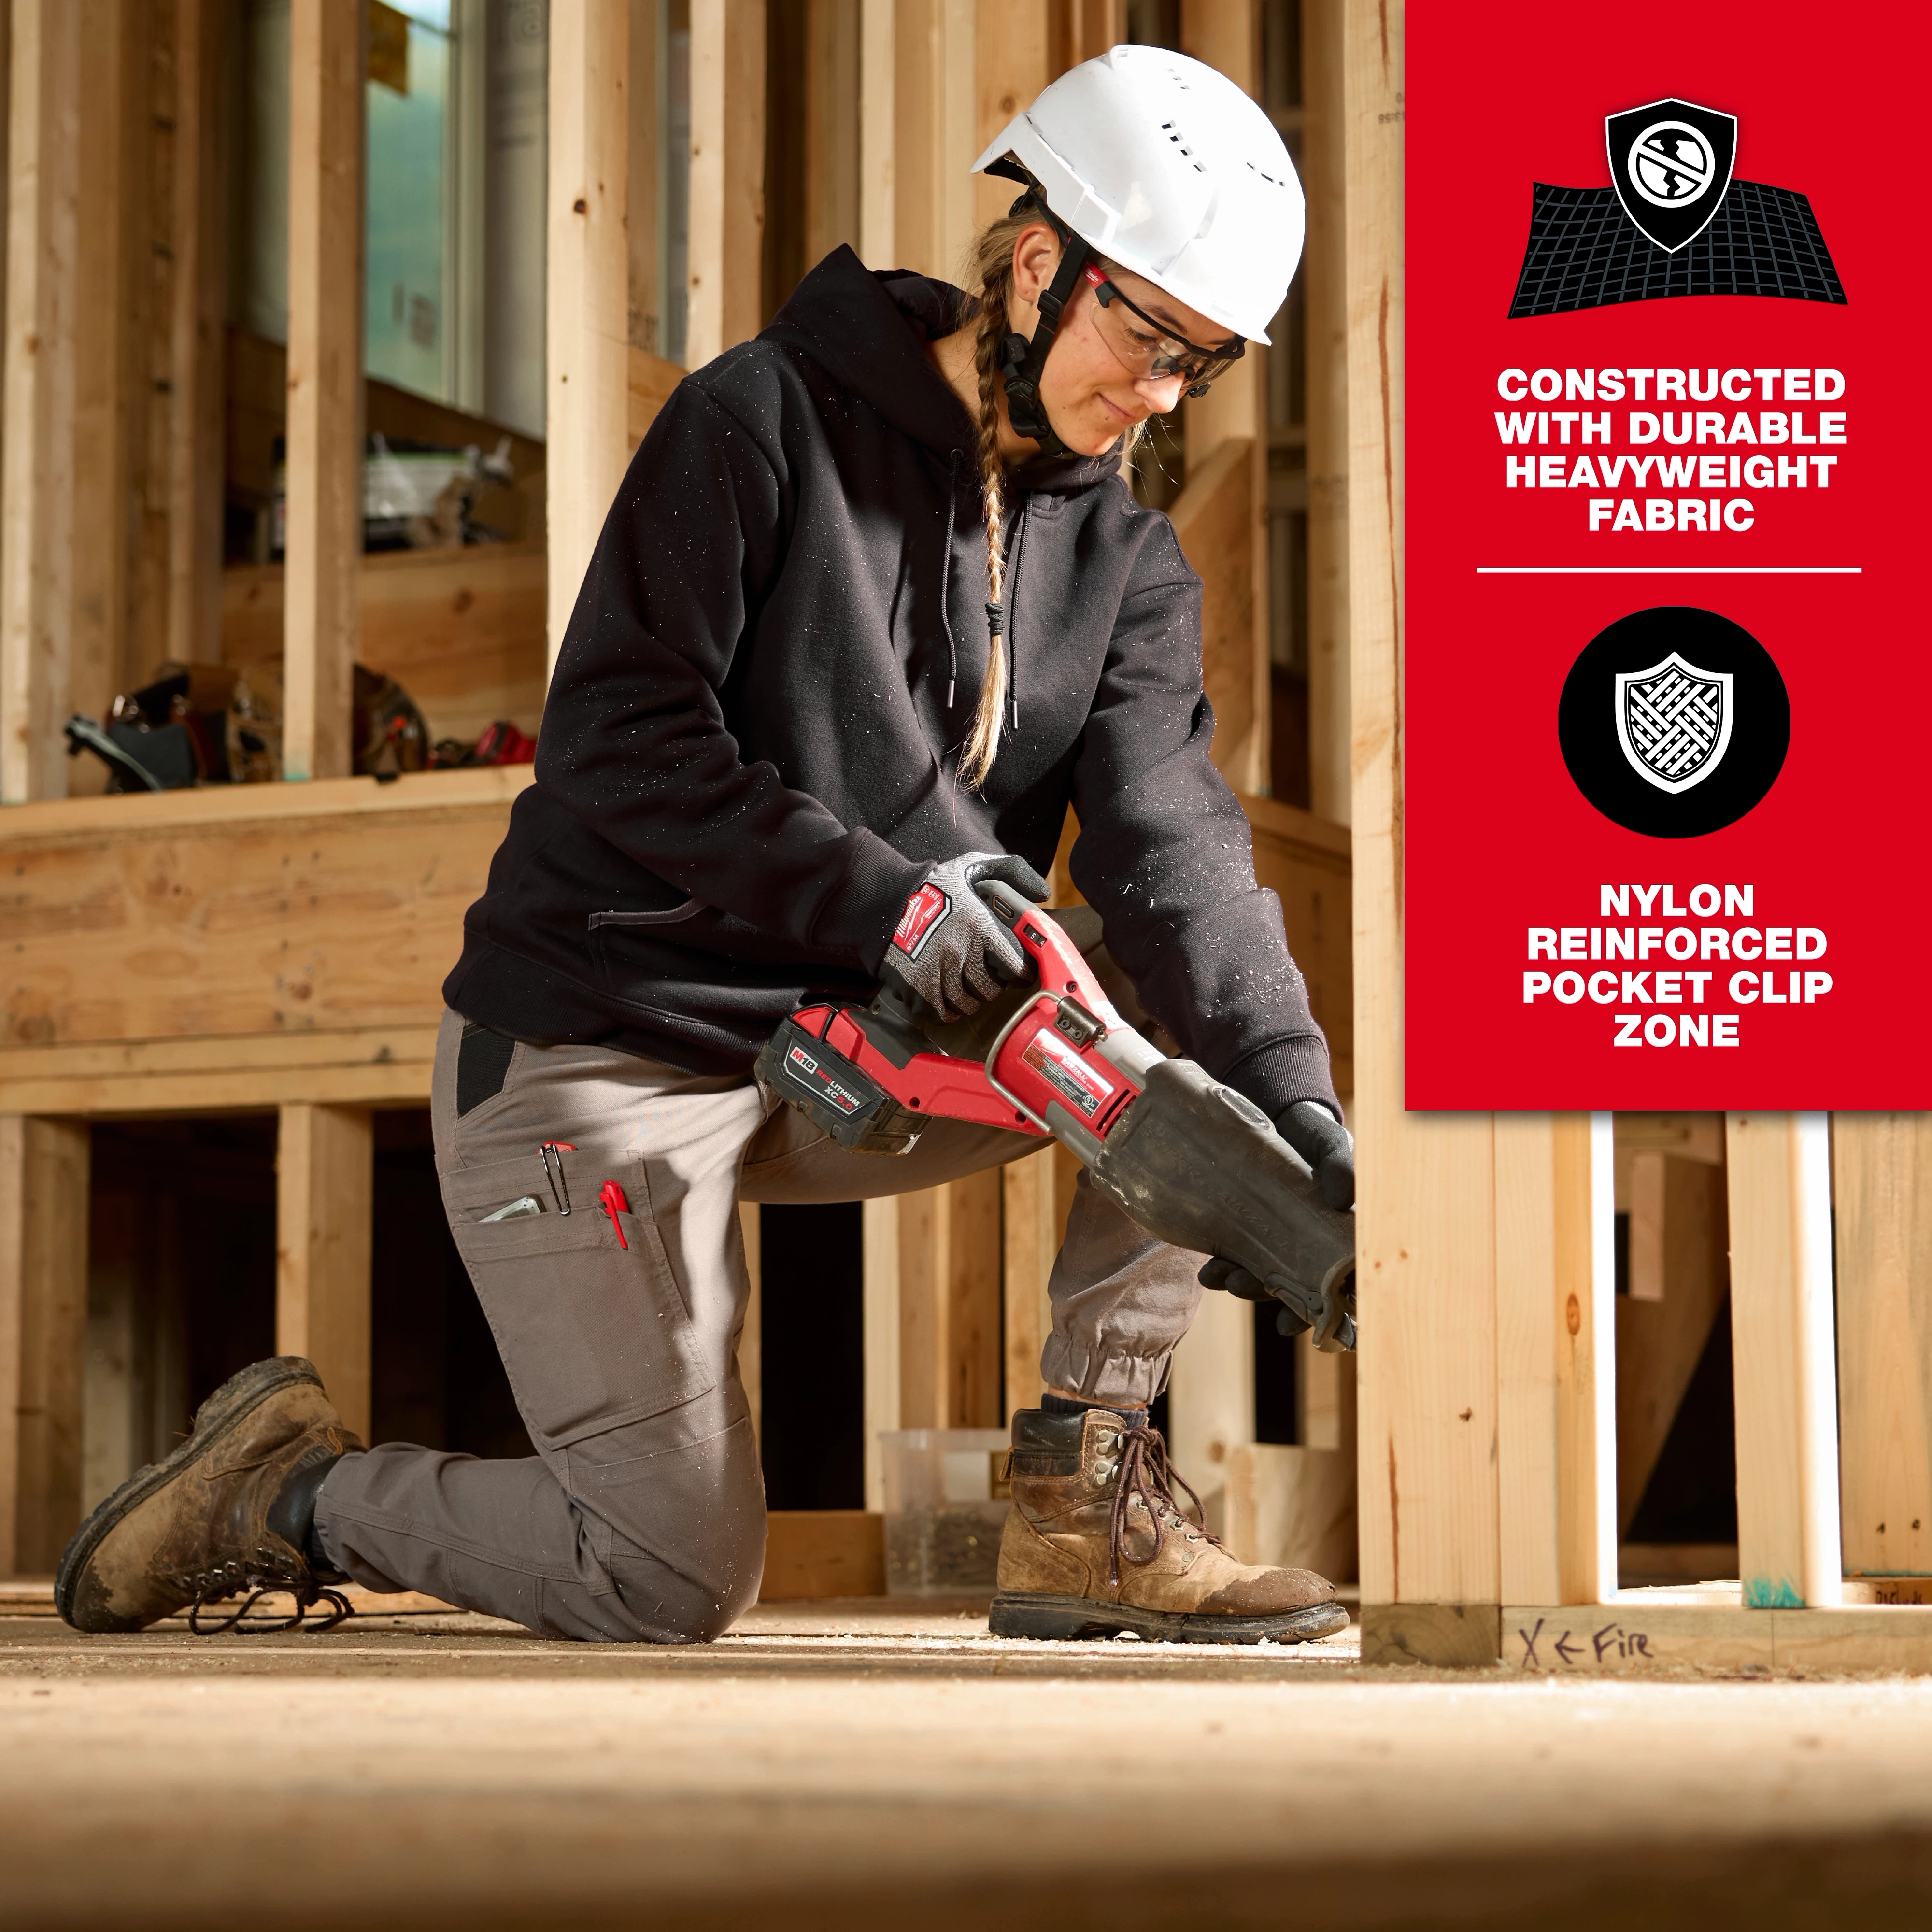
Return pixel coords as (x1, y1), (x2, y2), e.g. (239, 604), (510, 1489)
(893, 883), (952, 958)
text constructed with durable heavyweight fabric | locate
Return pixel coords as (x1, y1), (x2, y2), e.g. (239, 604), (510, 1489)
(1406, 7), (1928, 1108)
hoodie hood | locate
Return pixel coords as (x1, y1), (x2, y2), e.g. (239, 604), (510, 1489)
(762, 244), (1123, 497)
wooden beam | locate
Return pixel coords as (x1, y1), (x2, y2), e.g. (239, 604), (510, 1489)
(1049, 0), (1125, 75)
(0, 0), (80, 804)
(1616, 1152), (1729, 1536)
(167, 0), (228, 668)
(0, 769), (532, 1057)
(686, 0), (766, 367)
(1301, 0), (1349, 825)
(1835, 1114), (1932, 1581)
(1494, 1112), (1615, 1609)
(1179, 0), (1267, 798)
(547, 0), (634, 672)
(1001, 1144), (1059, 1421)
(1504, 1599), (1932, 1677)
(1342, 0), (1507, 1655)
(895, 1183), (949, 1429)
(66, 0), (133, 781)
(861, 1195), (901, 1509)
(0, 1115), (88, 1574)
(1166, 1286), (1253, 1539)
(275, 1102), (374, 1444)
(282, 0), (365, 781)
(858, 0), (896, 265)
(804, 0), (862, 267)
(1169, 437), (1262, 794)
(884, 0), (974, 283)
(1226, 1440), (1355, 1579)
(947, 1169), (1003, 1427)
(1726, 1111), (1842, 1609)
(972, 0), (1050, 235)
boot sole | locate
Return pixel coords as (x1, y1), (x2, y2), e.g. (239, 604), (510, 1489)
(54, 1356), (324, 1632)
(988, 1591), (1352, 1646)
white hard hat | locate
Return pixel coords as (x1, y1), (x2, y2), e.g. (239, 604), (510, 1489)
(971, 44), (1304, 344)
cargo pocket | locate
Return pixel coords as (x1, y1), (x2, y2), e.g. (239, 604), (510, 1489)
(444, 1149), (715, 1449)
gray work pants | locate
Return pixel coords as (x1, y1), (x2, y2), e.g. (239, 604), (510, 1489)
(315, 1004), (1203, 1642)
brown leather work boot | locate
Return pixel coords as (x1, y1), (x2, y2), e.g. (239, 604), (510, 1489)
(56, 1356), (362, 1634)
(989, 1407), (1350, 1644)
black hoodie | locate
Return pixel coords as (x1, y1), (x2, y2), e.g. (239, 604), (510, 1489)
(443, 246), (1339, 1122)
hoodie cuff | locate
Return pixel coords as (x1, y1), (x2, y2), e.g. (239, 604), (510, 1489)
(811, 830), (931, 972)
(1220, 1036), (1343, 1128)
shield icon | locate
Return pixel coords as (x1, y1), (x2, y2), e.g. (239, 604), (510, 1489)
(1605, 98), (1737, 252)
(1615, 653), (1735, 794)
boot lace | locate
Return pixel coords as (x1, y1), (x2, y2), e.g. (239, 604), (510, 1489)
(188, 1576), (354, 1636)
(1105, 1423), (1221, 1586)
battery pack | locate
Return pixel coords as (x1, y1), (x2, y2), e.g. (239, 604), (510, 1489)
(754, 1013), (930, 1154)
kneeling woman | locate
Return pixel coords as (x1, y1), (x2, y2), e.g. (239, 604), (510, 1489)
(59, 48), (1354, 1646)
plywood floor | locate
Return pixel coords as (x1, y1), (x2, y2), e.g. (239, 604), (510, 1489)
(6, 1594), (1932, 1930)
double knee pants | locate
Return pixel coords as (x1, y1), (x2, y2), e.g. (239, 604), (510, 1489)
(315, 1005), (1205, 1641)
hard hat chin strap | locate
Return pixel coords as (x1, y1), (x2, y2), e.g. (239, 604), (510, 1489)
(997, 227), (1093, 461)
(984, 163), (1094, 462)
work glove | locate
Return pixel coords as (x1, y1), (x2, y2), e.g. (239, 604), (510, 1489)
(880, 851), (1051, 1021)
(1198, 1102), (1353, 1337)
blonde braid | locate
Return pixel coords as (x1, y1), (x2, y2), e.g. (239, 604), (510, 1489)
(959, 268), (1012, 791)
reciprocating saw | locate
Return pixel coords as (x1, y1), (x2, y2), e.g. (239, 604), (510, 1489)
(753, 881), (1357, 1352)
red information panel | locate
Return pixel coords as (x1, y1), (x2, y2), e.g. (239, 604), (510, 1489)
(1406, 9), (1930, 1109)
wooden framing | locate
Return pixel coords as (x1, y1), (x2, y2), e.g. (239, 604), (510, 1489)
(1834, 1114), (1932, 1583)
(275, 1102), (375, 1444)
(686, 0), (767, 363)
(1726, 1111), (1842, 1608)
(0, 1115), (87, 1574)
(1300, 0), (1349, 825)
(0, 0), (80, 804)
(547, 0), (636, 667)
(282, 0), (366, 782)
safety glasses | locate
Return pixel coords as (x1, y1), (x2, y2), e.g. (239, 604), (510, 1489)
(1083, 265), (1245, 395)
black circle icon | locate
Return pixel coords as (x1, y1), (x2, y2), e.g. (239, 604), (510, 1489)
(1557, 606), (1790, 838)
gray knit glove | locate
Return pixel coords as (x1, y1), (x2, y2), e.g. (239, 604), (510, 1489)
(881, 851), (1050, 1020)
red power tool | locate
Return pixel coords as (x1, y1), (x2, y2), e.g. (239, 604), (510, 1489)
(755, 881), (1357, 1351)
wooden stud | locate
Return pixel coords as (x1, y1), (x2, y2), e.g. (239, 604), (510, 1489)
(884, 0), (974, 283)
(1049, 0), (1125, 76)
(1834, 1114), (1932, 1580)
(1168, 436), (1263, 794)
(1226, 1440), (1355, 1579)
(1625, 1150), (1666, 1302)
(546, 0), (634, 672)
(1301, 0), (1350, 825)
(283, 0), (365, 782)
(167, 0), (227, 668)
(1495, 1112), (1615, 1609)
(861, 1194), (901, 1510)
(1726, 1111), (1842, 1609)
(66, 0), (132, 775)
(1342, 0), (1497, 1615)
(895, 1182), (949, 1430)
(1616, 1152), (1728, 1538)
(804, 0), (862, 268)
(0, 0), (81, 804)
(1165, 1285), (1253, 1539)
(275, 1103), (374, 1443)
(1001, 1144), (1060, 1421)
(857, 0), (896, 266)
(947, 1169), (1003, 1428)
(0, 1115), (88, 1575)
(737, 1200), (762, 1449)
(1179, 0), (1267, 797)
(686, 0), (767, 368)
(972, 0), (1050, 235)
